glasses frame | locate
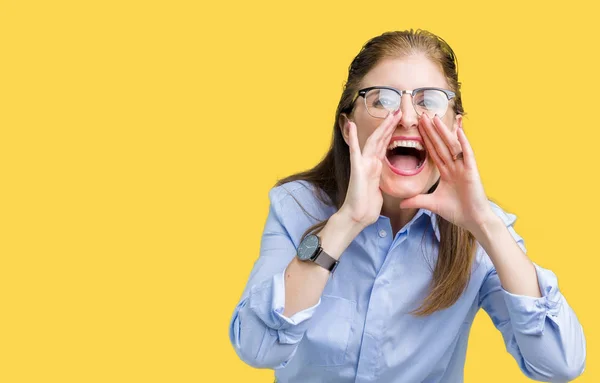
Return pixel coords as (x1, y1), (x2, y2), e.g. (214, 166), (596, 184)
(351, 86), (456, 119)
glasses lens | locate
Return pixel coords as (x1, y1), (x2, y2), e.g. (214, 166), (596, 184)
(364, 88), (400, 118)
(413, 89), (449, 117)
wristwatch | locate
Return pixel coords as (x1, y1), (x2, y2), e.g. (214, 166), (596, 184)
(296, 234), (339, 273)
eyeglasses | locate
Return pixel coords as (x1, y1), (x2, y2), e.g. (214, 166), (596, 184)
(351, 86), (456, 119)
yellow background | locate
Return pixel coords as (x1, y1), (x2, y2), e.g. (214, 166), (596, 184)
(1, 0), (596, 382)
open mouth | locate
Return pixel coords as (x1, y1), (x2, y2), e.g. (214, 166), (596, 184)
(385, 138), (427, 176)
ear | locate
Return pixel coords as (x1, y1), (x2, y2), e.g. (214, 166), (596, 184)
(454, 114), (463, 132)
(338, 113), (352, 146)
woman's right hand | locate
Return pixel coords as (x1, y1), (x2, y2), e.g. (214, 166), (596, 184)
(338, 108), (402, 227)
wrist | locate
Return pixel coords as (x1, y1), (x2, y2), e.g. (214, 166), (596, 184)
(317, 210), (365, 260)
(471, 212), (504, 246)
(334, 208), (368, 233)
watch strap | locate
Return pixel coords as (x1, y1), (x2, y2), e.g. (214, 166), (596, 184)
(313, 248), (338, 273)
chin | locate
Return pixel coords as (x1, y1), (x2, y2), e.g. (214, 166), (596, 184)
(379, 161), (438, 199)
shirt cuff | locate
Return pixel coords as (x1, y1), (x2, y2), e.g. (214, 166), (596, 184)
(248, 269), (321, 344)
(501, 263), (563, 336)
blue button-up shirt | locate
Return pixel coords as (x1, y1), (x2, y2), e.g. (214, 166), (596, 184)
(229, 180), (586, 382)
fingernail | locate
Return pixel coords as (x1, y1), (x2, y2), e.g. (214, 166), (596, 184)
(394, 108), (401, 116)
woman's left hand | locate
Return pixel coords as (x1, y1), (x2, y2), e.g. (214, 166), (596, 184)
(399, 114), (496, 234)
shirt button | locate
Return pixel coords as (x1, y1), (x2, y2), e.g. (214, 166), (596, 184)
(378, 229), (387, 238)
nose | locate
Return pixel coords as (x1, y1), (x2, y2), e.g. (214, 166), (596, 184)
(397, 93), (419, 130)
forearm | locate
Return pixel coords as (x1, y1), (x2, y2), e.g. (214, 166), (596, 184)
(472, 214), (541, 298)
(475, 211), (586, 379)
(283, 210), (364, 317)
(508, 299), (586, 381)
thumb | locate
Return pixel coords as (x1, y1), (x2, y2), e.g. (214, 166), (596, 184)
(400, 194), (436, 211)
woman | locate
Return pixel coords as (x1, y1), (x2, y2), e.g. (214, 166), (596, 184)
(228, 29), (586, 382)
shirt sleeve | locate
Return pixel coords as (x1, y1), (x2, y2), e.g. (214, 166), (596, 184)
(229, 185), (322, 369)
(478, 203), (586, 381)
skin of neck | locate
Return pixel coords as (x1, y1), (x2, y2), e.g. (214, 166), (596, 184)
(380, 192), (419, 235)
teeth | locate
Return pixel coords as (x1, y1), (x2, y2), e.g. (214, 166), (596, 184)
(387, 140), (424, 151)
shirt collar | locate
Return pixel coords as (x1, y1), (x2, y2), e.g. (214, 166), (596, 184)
(418, 208), (441, 242)
(378, 208), (440, 242)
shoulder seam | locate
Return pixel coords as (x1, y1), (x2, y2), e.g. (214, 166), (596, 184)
(272, 180), (311, 205)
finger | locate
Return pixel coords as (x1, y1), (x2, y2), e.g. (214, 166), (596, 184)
(421, 114), (453, 165)
(432, 115), (463, 159)
(419, 116), (448, 175)
(457, 127), (477, 170)
(347, 121), (361, 162)
(362, 111), (394, 155)
(376, 110), (401, 159)
(400, 193), (436, 212)
(363, 109), (401, 156)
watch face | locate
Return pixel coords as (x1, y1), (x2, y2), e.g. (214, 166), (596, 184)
(297, 234), (319, 261)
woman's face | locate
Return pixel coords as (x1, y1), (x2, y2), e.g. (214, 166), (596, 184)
(340, 54), (462, 199)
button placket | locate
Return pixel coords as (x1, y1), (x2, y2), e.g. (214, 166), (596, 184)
(375, 219), (392, 255)
(357, 219), (394, 379)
